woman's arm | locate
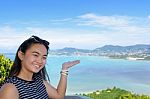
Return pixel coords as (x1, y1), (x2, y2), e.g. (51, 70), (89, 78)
(44, 60), (80, 99)
(0, 83), (19, 99)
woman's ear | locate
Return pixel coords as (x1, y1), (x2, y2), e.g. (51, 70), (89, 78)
(18, 51), (24, 61)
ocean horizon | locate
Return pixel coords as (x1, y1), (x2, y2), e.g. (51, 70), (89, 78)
(4, 54), (150, 95)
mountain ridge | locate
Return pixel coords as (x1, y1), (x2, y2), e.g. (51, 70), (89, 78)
(53, 44), (150, 53)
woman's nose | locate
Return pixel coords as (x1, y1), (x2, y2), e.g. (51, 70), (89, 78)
(37, 57), (43, 64)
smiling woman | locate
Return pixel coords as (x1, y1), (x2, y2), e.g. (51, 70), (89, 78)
(0, 35), (80, 99)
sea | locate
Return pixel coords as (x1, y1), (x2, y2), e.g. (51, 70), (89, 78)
(4, 54), (150, 95)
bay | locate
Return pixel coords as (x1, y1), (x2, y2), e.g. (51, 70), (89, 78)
(5, 54), (150, 95)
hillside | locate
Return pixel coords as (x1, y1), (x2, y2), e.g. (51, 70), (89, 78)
(49, 44), (150, 60)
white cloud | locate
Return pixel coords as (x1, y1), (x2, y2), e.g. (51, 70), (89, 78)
(25, 27), (109, 49)
(0, 26), (30, 49)
(0, 26), (15, 33)
(78, 13), (130, 27)
(148, 15), (150, 19)
(76, 13), (150, 37)
(0, 13), (150, 51)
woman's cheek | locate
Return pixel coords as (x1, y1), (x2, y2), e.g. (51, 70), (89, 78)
(43, 60), (46, 65)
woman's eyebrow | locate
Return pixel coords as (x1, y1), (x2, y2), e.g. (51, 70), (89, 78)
(32, 51), (47, 56)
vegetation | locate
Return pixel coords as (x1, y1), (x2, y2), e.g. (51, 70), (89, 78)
(0, 54), (13, 84)
(144, 56), (150, 60)
(78, 87), (150, 99)
(109, 54), (150, 61)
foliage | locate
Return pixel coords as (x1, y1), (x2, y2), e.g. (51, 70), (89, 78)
(79, 87), (150, 99)
(0, 54), (13, 84)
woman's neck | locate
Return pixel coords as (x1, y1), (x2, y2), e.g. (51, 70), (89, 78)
(17, 69), (33, 81)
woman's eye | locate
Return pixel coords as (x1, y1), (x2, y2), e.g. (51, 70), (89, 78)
(33, 54), (38, 57)
(43, 57), (47, 60)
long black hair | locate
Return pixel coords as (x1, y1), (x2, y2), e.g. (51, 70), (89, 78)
(9, 35), (50, 81)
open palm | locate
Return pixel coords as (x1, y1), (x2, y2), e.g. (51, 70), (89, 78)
(62, 60), (80, 70)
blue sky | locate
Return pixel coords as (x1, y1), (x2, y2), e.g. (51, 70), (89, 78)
(0, 0), (150, 52)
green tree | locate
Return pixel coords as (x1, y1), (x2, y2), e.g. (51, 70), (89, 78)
(80, 87), (150, 99)
(0, 54), (13, 84)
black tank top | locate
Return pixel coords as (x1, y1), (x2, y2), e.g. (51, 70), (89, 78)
(4, 75), (49, 99)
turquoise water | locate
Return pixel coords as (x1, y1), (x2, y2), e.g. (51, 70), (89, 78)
(5, 55), (150, 95)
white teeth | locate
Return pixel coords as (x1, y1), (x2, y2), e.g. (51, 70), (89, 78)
(34, 65), (40, 68)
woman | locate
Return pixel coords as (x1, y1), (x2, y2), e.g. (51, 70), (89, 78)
(0, 35), (80, 99)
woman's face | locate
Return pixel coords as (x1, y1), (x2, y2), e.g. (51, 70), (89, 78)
(19, 44), (48, 74)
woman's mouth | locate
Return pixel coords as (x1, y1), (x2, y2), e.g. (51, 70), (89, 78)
(34, 65), (40, 69)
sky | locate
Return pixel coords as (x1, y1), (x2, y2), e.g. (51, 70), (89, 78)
(0, 0), (150, 52)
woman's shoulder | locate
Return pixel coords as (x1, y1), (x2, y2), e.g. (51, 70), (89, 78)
(0, 83), (19, 98)
(0, 83), (17, 91)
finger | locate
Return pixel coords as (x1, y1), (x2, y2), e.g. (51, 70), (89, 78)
(70, 60), (80, 66)
(72, 60), (80, 64)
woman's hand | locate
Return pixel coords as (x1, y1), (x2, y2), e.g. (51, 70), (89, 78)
(62, 60), (80, 70)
